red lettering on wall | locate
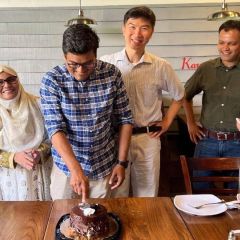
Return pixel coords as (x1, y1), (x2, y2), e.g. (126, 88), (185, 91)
(191, 63), (200, 69)
(181, 57), (200, 70)
(181, 57), (191, 69)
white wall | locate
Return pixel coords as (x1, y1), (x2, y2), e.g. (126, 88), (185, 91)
(0, 3), (240, 113)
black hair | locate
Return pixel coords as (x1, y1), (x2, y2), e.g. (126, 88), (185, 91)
(219, 20), (240, 33)
(62, 24), (99, 55)
(123, 6), (156, 28)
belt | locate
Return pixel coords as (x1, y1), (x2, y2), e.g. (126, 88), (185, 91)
(202, 127), (240, 141)
(132, 126), (162, 135)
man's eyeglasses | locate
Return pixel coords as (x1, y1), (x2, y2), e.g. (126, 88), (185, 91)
(0, 76), (18, 87)
(67, 61), (96, 71)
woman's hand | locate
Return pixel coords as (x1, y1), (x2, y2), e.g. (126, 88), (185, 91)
(13, 149), (40, 170)
(27, 149), (41, 164)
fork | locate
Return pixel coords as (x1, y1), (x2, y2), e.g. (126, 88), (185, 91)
(189, 200), (226, 209)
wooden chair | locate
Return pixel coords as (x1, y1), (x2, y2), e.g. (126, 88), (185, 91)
(179, 155), (240, 195)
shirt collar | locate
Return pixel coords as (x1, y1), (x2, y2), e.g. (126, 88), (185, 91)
(117, 49), (153, 64)
(215, 57), (240, 70)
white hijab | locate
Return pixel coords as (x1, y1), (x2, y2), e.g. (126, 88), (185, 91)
(0, 66), (44, 152)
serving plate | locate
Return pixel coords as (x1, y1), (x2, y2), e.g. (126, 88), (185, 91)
(174, 194), (227, 216)
(55, 213), (121, 240)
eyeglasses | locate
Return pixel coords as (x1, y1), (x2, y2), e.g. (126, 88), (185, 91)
(0, 76), (18, 87)
(66, 61), (96, 71)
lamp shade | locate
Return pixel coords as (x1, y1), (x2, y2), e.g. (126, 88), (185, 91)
(65, 1), (97, 26)
(208, 10), (240, 21)
(207, 0), (240, 21)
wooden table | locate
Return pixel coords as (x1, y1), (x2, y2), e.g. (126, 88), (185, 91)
(44, 197), (193, 240)
(0, 201), (52, 240)
(2, 197), (238, 239)
(175, 197), (240, 240)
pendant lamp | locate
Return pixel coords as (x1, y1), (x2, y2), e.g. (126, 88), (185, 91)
(65, 0), (97, 26)
(207, 0), (240, 21)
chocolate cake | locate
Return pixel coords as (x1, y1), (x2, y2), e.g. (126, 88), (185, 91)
(70, 203), (109, 239)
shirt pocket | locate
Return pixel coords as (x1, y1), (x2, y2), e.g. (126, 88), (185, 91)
(143, 83), (160, 107)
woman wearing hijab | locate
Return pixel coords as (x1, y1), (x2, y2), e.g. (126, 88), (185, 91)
(0, 65), (52, 200)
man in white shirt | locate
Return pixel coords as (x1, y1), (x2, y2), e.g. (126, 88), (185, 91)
(101, 6), (184, 197)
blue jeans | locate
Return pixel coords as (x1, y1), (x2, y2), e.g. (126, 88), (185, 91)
(193, 137), (240, 189)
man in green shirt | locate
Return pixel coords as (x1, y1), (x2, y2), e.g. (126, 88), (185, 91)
(183, 20), (240, 188)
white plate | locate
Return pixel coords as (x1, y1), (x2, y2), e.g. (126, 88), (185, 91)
(174, 194), (227, 216)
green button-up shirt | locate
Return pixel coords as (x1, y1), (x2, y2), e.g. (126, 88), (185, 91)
(185, 57), (240, 132)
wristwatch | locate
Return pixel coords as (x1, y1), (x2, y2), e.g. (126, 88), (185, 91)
(117, 160), (129, 169)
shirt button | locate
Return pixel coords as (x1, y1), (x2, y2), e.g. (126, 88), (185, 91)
(223, 86), (226, 89)
(221, 104), (224, 107)
(220, 121), (223, 124)
(225, 69), (229, 72)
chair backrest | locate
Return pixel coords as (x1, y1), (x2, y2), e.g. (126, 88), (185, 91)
(179, 155), (240, 195)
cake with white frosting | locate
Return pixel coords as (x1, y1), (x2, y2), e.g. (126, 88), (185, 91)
(70, 203), (109, 239)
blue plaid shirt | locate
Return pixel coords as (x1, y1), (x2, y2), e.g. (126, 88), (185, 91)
(40, 60), (132, 180)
